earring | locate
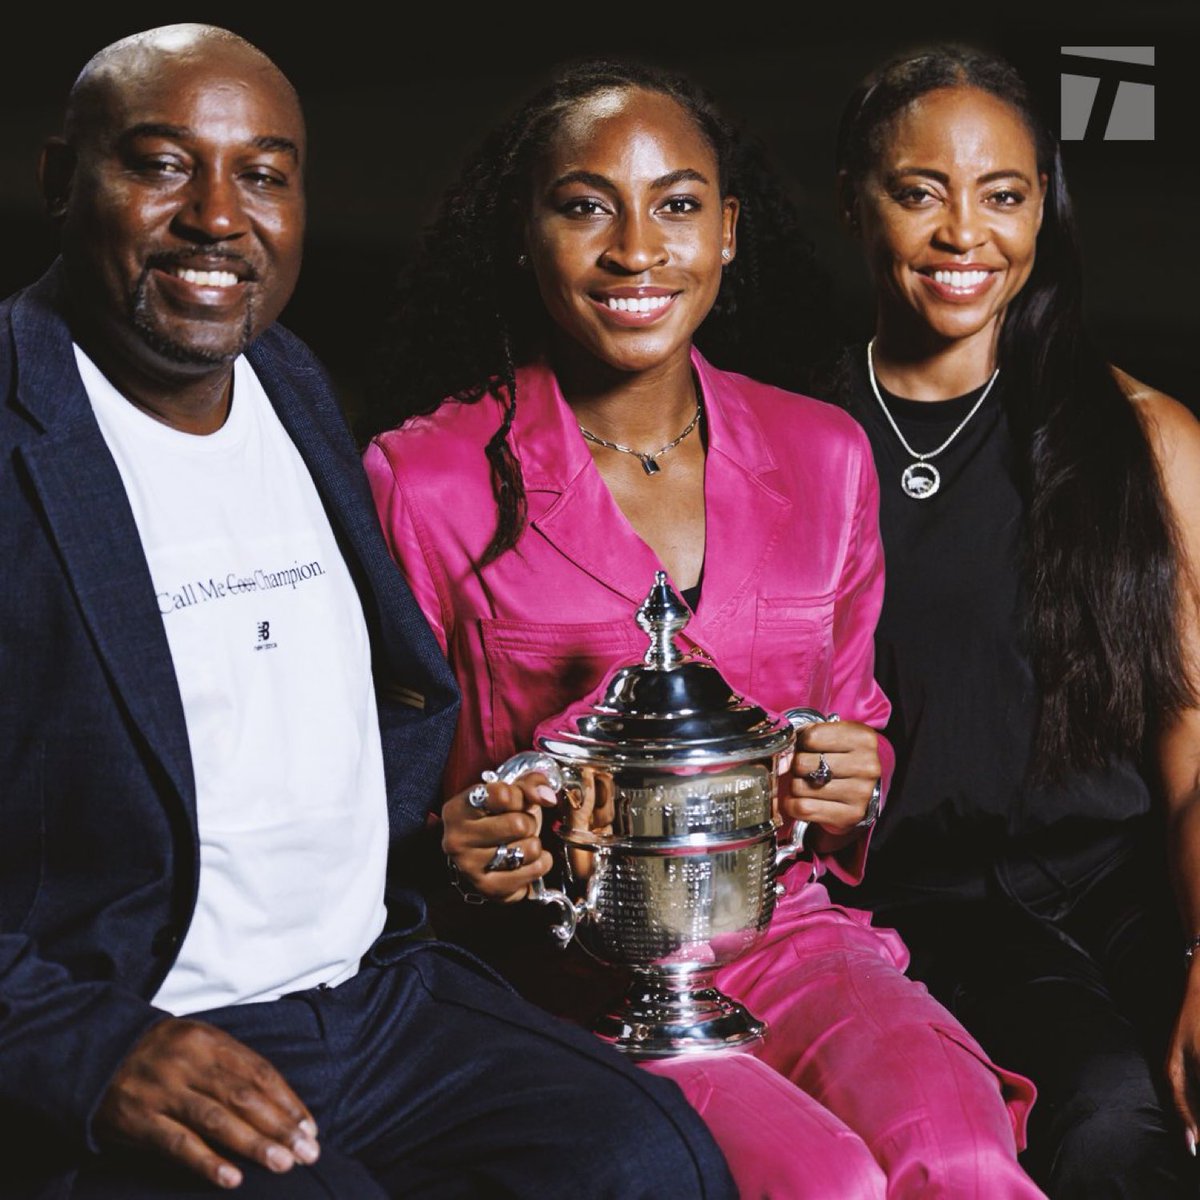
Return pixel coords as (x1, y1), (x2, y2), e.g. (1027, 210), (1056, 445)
(721, 248), (731, 262)
(517, 253), (528, 268)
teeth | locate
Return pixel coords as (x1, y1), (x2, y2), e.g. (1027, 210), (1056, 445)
(174, 268), (239, 287)
(605, 294), (672, 313)
(932, 269), (990, 289)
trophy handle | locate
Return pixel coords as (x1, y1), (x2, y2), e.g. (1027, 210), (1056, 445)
(776, 708), (839, 869)
(482, 752), (585, 947)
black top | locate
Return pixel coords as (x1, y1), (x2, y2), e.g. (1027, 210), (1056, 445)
(833, 348), (1151, 913)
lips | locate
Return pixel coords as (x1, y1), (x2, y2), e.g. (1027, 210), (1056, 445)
(146, 253), (256, 309)
(589, 286), (679, 326)
(915, 265), (999, 301)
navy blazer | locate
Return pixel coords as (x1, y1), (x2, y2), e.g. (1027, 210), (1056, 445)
(0, 264), (459, 1183)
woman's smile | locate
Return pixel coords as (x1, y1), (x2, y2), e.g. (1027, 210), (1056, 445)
(852, 85), (1045, 355)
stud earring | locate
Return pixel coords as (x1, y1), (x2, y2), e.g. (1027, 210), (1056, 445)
(517, 253), (529, 268)
(721, 248), (731, 261)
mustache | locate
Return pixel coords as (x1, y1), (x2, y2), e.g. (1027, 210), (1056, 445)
(142, 249), (260, 282)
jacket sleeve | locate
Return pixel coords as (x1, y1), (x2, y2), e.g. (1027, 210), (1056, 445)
(814, 421), (895, 887)
(0, 936), (169, 1151)
(364, 437), (451, 657)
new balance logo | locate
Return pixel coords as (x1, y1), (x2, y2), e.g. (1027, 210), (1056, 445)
(1061, 47), (1154, 141)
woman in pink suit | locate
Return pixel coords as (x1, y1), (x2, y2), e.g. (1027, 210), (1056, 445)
(365, 60), (1043, 1199)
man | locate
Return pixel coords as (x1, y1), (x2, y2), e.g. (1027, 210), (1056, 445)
(0, 25), (734, 1199)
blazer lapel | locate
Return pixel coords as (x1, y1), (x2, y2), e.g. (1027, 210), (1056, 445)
(11, 271), (197, 822)
(516, 362), (663, 607)
(512, 355), (793, 640)
(686, 352), (792, 629)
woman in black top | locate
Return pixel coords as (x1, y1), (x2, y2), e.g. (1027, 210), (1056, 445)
(826, 45), (1200, 1198)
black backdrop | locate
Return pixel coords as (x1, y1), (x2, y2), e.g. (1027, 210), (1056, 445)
(2, 2), (1196, 418)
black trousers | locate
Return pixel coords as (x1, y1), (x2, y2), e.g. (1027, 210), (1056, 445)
(62, 939), (734, 1200)
(883, 838), (1199, 1199)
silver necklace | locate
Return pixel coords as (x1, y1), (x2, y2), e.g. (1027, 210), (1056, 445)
(577, 401), (702, 476)
(867, 338), (999, 500)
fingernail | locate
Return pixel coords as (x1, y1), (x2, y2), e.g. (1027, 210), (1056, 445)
(266, 1145), (294, 1172)
(292, 1135), (321, 1164)
(299, 1117), (319, 1138)
(217, 1165), (242, 1189)
(534, 785), (558, 805)
(1188, 1129), (1196, 1157)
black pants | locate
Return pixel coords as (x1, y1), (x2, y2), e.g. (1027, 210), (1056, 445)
(883, 839), (1198, 1199)
(59, 939), (734, 1200)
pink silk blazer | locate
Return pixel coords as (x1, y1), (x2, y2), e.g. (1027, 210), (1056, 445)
(365, 348), (893, 885)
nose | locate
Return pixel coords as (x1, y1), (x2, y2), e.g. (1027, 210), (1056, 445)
(933, 195), (985, 254)
(599, 209), (666, 274)
(171, 168), (248, 242)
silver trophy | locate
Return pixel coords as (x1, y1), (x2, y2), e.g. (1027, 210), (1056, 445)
(487, 572), (831, 1059)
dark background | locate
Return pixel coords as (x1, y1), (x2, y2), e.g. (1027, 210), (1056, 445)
(2, 2), (1196, 418)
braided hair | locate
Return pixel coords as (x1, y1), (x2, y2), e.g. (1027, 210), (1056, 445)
(368, 58), (833, 564)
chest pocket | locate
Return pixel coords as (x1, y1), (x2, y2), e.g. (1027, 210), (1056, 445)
(748, 594), (836, 712)
(479, 618), (644, 763)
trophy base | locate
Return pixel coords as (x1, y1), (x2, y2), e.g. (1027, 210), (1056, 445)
(592, 967), (767, 1059)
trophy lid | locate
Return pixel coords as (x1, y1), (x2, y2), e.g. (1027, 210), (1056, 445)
(534, 572), (795, 767)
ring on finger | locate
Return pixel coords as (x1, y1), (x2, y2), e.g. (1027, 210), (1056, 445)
(805, 753), (833, 787)
(485, 844), (525, 873)
(466, 783), (491, 814)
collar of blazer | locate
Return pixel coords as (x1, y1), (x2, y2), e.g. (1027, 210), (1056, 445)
(506, 346), (791, 628)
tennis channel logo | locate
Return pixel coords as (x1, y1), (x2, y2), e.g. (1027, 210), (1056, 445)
(1061, 47), (1154, 141)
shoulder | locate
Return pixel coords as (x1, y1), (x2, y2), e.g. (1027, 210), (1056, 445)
(370, 393), (501, 476)
(366, 391), (504, 521)
(708, 361), (874, 461)
(248, 323), (335, 389)
(1118, 367), (1200, 481)
(1118, 369), (1200, 542)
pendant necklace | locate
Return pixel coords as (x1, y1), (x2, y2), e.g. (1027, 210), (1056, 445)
(577, 399), (702, 476)
(867, 338), (999, 500)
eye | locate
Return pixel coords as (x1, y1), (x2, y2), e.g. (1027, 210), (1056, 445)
(987, 187), (1026, 207)
(242, 167), (289, 189)
(559, 197), (610, 218)
(892, 185), (935, 207)
(133, 155), (188, 178)
(658, 195), (701, 215)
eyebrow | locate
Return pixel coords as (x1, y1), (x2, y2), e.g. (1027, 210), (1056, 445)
(121, 123), (300, 161)
(887, 167), (1034, 187)
(548, 166), (712, 191)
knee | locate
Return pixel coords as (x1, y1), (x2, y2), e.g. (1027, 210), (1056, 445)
(886, 1133), (1039, 1200)
(584, 1066), (737, 1200)
(1037, 1102), (1194, 1199)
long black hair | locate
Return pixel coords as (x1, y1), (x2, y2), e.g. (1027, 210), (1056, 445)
(834, 45), (1191, 778)
(368, 58), (835, 564)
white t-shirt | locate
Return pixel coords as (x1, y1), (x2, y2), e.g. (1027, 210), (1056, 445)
(78, 347), (388, 1015)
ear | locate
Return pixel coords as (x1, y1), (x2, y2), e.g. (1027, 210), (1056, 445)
(836, 169), (860, 236)
(1034, 171), (1048, 235)
(721, 195), (739, 264)
(38, 137), (76, 221)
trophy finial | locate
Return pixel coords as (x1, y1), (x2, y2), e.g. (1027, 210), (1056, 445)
(636, 571), (690, 669)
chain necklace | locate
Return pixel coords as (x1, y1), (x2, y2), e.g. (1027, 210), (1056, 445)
(577, 400), (702, 476)
(867, 338), (999, 500)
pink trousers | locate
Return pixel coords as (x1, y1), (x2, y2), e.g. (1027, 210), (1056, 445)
(642, 872), (1044, 1199)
